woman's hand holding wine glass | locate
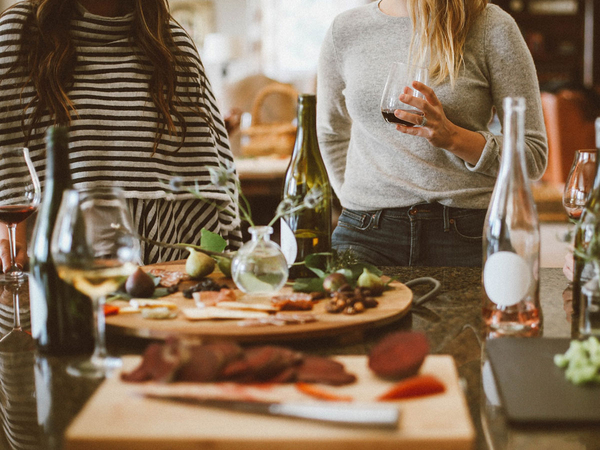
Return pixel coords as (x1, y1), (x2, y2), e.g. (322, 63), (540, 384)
(0, 147), (41, 283)
(51, 187), (139, 378)
(380, 61), (429, 128)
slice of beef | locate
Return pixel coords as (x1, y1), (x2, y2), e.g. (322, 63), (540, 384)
(176, 341), (243, 382)
(221, 345), (303, 382)
(121, 339), (182, 383)
(295, 356), (357, 386)
(368, 331), (430, 379)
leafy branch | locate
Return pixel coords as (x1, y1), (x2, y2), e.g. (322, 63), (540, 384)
(168, 161), (325, 229)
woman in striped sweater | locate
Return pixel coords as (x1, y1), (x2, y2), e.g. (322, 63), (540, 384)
(0, 0), (242, 268)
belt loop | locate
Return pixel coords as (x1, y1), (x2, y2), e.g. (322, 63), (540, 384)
(443, 205), (450, 232)
(371, 210), (382, 230)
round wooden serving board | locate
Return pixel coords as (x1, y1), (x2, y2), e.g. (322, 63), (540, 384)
(105, 261), (413, 343)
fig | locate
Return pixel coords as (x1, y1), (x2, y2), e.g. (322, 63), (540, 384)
(186, 247), (216, 279)
(357, 268), (385, 295)
(125, 268), (156, 298)
(323, 272), (348, 293)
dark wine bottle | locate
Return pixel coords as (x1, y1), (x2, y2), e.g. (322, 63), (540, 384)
(29, 126), (95, 355)
(280, 94), (332, 279)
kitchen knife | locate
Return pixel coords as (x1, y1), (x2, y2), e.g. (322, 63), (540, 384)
(144, 394), (400, 429)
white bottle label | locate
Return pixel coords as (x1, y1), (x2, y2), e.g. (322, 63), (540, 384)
(29, 274), (48, 341)
(483, 251), (531, 307)
(280, 218), (297, 267)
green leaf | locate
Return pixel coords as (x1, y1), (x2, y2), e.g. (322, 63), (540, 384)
(304, 253), (331, 277)
(292, 277), (325, 293)
(200, 229), (227, 253)
(152, 288), (171, 298)
(149, 273), (161, 286)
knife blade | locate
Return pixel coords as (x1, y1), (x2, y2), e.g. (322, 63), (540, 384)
(144, 394), (400, 429)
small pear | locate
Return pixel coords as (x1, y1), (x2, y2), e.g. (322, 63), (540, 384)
(186, 247), (216, 279)
(214, 255), (232, 278)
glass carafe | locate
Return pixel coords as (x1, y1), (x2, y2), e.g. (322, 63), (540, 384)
(231, 226), (289, 296)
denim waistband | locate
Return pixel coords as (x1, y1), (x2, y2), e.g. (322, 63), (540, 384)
(341, 204), (487, 233)
(378, 203), (485, 218)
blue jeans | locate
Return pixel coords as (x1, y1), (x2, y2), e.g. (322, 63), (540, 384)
(332, 204), (486, 267)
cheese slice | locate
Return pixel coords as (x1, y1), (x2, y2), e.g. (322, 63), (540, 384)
(117, 306), (142, 314)
(215, 301), (279, 312)
(130, 299), (178, 310)
(182, 307), (270, 321)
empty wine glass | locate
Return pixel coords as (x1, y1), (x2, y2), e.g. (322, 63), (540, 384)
(380, 61), (429, 127)
(563, 149), (597, 221)
(51, 187), (139, 378)
(0, 147), (41, 283)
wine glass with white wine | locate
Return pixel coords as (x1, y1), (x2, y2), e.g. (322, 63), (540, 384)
(51, 187), (139, 378)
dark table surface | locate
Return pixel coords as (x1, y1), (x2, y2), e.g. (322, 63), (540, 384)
(0, 267), (595, 450)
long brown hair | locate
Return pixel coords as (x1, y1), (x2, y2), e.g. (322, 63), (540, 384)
(5, 0), (209, 152)
(407, 0), (488, 86)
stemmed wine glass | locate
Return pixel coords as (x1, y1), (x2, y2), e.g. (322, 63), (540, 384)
(563, 149), (597, 221)
(0, 147), (41, 283)
(380, 61), (429, 127)
(51, 187), (139, 378)
(0, 282), (35, 351)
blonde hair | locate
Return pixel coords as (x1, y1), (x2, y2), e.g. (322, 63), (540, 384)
(407, 0), (488, 86)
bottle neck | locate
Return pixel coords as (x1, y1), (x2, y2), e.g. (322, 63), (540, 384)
(293, 96), (319, 159)
(501, 98), (526, 176)
(249, 226), (273, 242)
(45, 127), (73, 190)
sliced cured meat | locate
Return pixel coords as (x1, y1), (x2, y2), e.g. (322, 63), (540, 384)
(271, 298), (314, 311)
(296, 356), (357, 386)
(176, 341), (243, 382)
(221, 346), (303, 382)
(146, 268), (191, 287)
(120, 340), (182, 383)
(121, 339), (356, 387)
(368, 331), (430, 379)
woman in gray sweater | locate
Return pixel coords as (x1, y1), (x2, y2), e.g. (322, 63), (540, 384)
(317, 0), (547, 266)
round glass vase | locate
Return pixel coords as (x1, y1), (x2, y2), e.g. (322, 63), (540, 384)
(231, 226), (289, 296)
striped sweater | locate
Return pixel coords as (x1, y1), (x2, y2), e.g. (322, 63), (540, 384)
(0, 2), (242, 263)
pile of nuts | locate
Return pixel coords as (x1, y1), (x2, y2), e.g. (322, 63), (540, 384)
(324, 285), (379, 315)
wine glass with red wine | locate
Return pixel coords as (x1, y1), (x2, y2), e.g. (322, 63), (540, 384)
(563, 149), (597, 221)
(0, 147), (41, 283)
(380, 61), (429, 127)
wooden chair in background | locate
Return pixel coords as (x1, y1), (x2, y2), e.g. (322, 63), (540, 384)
(540, 89), (597, 185)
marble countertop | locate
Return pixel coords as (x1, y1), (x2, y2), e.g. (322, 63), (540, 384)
(0, 267), (594, 450)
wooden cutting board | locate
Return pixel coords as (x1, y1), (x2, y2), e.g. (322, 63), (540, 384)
(486, 337), (600, 423)
(64, 355), (474, 450)
(105, 262), (413, 343)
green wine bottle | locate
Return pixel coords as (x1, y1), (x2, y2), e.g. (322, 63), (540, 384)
(572, 117), (600, 328)
(280, 94), (332, 279)
(29, 126), (95, 355)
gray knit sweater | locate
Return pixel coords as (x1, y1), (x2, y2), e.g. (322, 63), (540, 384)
(316, 2), (548, 210)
